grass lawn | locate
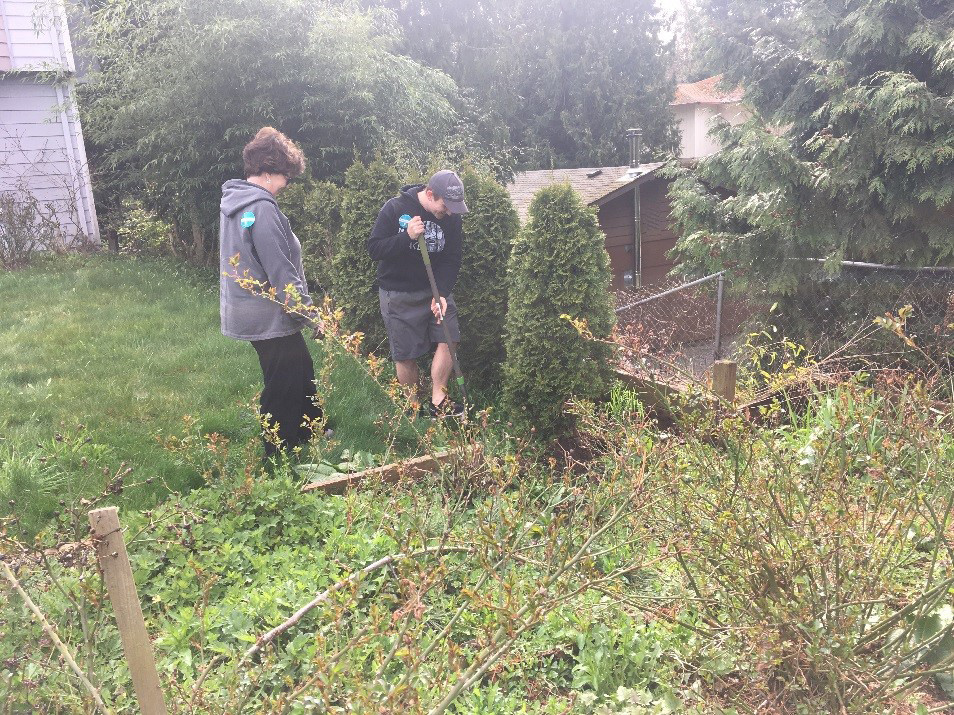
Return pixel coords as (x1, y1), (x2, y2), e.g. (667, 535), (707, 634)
(0, 254), (421, 531)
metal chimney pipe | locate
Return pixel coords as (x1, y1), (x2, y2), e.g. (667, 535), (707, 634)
(627, 127), (643, 169)
(625, 128), (644, 288)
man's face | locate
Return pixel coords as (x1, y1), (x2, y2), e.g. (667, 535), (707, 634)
(424, 189), (450, 218)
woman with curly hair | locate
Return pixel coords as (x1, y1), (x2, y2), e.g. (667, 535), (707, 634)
(219, 127), (323, 461)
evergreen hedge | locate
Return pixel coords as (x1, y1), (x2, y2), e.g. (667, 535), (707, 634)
(502, 184), (616, 438)
(455, 167), (519, 392)
(278, 178), (341, 294)
(331, 158), (402, 354)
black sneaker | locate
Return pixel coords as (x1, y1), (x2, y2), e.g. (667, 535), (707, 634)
(404, 403), (427, 419)
(429, 397), (465, 419)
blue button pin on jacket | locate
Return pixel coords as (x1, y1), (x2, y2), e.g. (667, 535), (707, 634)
(398, 214), (411, 230)
(240, 211), (256, 229)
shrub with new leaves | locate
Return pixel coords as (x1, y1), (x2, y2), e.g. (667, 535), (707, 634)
(502, 184), (616, 438)
(331, 157), (402, 354)
(0, 191), (61, 268)
(455, 167), (519, 391)
(279, 178), (341, 294)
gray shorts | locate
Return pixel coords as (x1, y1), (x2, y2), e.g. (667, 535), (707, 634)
(379, 288), (460, 361)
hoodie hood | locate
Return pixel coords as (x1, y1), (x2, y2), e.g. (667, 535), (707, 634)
(220, 179), (277, 218)
(399, 184), (426, 205)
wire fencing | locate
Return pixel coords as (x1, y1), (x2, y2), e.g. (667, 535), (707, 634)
(613, 262), (954, 388)
(613, 271), (758, 382)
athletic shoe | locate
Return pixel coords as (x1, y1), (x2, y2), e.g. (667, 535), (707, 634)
(429, 397), (465, 419)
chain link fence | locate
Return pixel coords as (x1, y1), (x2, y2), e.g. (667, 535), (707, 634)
(613, 262), (954, 388)
(613, 272), (758, 382)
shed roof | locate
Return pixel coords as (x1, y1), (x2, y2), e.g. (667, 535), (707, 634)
(507, 163), (665, 223)
(672, 74), (743, 106)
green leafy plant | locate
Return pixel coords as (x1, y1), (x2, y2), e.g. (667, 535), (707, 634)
(294, 448), (381, 482)
(607, 383), (647, 422)
(116, 199), (174, 257)
(571, 618), (667, 697)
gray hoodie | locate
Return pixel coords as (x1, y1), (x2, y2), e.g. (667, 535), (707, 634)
(219, 180), (312, 341)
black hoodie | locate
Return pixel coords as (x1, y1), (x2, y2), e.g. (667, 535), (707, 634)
(367, 184), (463, 295)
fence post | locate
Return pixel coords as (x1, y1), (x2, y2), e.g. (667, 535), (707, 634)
(713, 272), (725, 360)
(88, 507), (168, 715)
(712, 360), (737, 403)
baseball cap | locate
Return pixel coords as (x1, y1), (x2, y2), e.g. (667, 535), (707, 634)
(427, 170), (469, 214)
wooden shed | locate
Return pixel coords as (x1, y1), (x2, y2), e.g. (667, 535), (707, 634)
(0, 0), (99, 246)
(506, 163), (678, 289)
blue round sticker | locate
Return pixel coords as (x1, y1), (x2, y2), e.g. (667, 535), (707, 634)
(398, 214), (411, 230)
(240, 211), (256, 229)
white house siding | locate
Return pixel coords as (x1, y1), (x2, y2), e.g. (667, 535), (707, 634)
(674, 102), (749, 160)
(2, 0), (74, 72)
(0, 10), (12, 71)
(0, 0), (98, 244)
(672, 105), (696, 159)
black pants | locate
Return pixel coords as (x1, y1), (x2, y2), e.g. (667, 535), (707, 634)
(251, 331), (322, 458)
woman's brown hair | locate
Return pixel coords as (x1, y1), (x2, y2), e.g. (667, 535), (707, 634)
(243, 127), (306, 179)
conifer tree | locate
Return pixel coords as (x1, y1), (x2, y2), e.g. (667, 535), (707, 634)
(332, 158), (402, 354)
(278, 178), (341, 294)
(502, 184), (616, 438)
(370, 0), (678, 168)
(455, 168), (519, 391)
(667, 0), (954, 294)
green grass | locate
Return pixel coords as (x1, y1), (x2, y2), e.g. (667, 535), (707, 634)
(0, 254), (420, 530)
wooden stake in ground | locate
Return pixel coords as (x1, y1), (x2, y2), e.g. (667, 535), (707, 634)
(712, 360), (738, 403)
(88, 507), (168, 715)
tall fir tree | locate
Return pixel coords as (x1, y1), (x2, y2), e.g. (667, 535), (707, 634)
(667, 0), (954, 295)
(502, 184), (616, 439)
(332, 158), (402, 355)
(371, 0), (678, 169)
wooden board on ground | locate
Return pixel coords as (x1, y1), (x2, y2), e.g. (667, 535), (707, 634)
(302, 451), (452, 495)
(613, 368), (713, 419)
(737, 370), (838, 418)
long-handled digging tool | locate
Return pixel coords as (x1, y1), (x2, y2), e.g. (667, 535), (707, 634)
(401, 214), (468, 410)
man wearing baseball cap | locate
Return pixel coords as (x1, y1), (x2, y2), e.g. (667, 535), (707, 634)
(368, 169), (469, 418)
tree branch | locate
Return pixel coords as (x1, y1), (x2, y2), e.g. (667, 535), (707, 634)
(242, 546), (473, 662)
(1, 561), (116, 715)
